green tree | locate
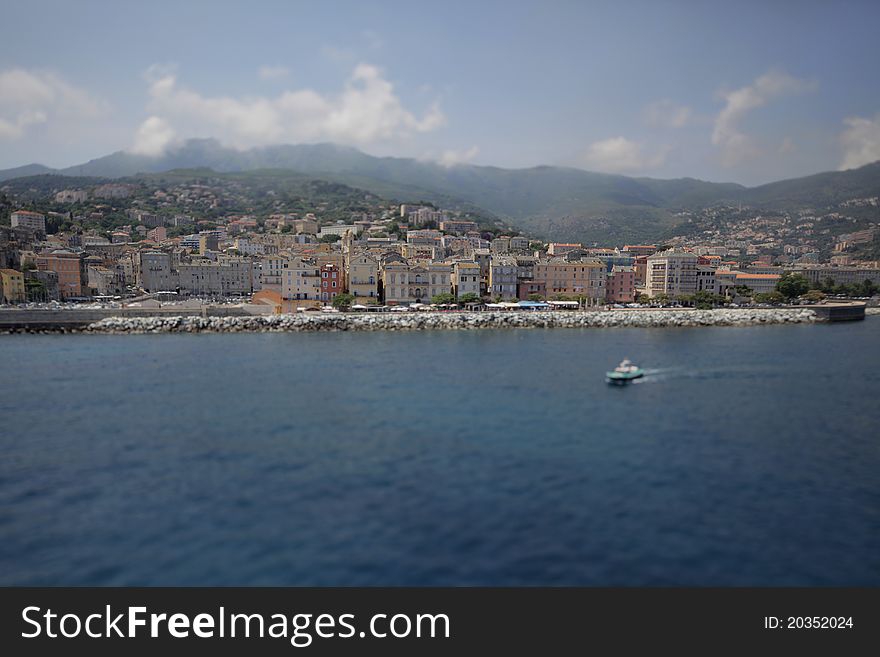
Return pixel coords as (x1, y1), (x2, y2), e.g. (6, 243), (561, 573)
(801, 289), (826, 303)
(528, 293), (545, 302)
(753, 291), (786, 305)
(692, 290), (724, 309)
(459, 292), (481, 305)
(734, 284), (753, 297)
(431, 292), (456, 305)
(319, 233), (341, 243)
(331, 292), (355, 310)
(776, 273), (811, 299)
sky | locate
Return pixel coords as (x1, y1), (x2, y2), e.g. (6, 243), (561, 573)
(1, 0), (879, 184)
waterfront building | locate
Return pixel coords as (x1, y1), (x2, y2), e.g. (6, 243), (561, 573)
(734, 273), (781, 294)
(178, 257), (253, 297)
(790, 265), (880, 287)
(346, 251), (380, 301)
(320, 263), (342, 302)
(0, 268), (26, 303)
(260, 255), (286, 292)
(452, 261), (481, 299)
(87, 265), (126, 296)
(645, 250), (698, 298)
(533, 256), (606, 301)
(138, 251), (175, 292)
(606, 265), (636, 303)
(488, 255), (518, 299)
(382, 258), (452, 304)
(696, 265), (717, 293)
(10, 211), (46, 233)
(281, 257), (322, 301)
(35, 250), (82, 299)
(24, 269), (59, 301)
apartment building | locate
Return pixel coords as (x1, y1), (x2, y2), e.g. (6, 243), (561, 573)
(11, 211), (46, 233)
(0, 268), (26, 303)
(645, 250), (698, 298)
(452, 261), (481, 299)
(346, 250), (380, 300)
(533, 257), (606, 301)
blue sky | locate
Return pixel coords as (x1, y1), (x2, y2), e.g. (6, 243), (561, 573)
(1, 0), (879, 184)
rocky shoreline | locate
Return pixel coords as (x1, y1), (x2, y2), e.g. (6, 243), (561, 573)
(46, 308), (827, 334)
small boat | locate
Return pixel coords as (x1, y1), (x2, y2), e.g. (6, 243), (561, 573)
(606, 359), (644, 384)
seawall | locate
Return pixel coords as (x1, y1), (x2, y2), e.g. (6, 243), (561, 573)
(46, 308), (829, 334)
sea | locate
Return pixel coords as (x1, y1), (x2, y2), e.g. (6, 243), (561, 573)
(1, 319), (878, 586)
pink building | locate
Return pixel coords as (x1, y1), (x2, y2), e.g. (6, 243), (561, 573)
(606, 265), (636, 303)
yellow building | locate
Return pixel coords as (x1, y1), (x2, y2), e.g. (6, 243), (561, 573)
(533, 257), (606, 301)
(0, 269), (26, 303)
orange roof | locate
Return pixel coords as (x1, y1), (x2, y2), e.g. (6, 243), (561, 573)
(735, 273), (781, 279)
(623, 244), (656, 249)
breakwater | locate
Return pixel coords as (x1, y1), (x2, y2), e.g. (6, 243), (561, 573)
(56, 308), (825, 334)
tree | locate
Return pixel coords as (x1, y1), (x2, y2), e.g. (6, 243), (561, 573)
(776, 273), (811, 299)
(431, 292), (456, 305)
(692, 290), (724, 309)
(459, 292), (481, 305)
(319, 233), (341, 243)
(635, 293), (651, 304)
(734, 285), (753, 297)
(528, 293), (544, 302)
(331, 293), (355, 310)
(753, 291), (785, 305)
(801, 289), (826, 303)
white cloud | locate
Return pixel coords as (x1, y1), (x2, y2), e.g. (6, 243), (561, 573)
(712, 70), (816, 166)
(132, 116), (176, 155)
(437, 145), (479, 167)
(258, 66), (289, 81)
(839, 114), (880, 170)
(135, 63), (445, 154)
(581, 137), (667, 173)
(643, 99), (692, 128)
(0, 68), (108, 140)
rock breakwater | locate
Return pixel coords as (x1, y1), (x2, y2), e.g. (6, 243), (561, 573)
(76, 308), (820, 334)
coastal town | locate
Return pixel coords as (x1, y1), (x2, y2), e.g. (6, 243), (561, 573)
(1, 179), (879, 313)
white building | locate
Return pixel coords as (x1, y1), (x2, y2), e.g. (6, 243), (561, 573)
(645, 250), (698, 298)
(54, 189), (89, 203)
(281, 257), (322, 301)
(10, 210), (46, 233)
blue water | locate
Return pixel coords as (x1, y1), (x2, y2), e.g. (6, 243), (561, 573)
(1, 320), (878, 586)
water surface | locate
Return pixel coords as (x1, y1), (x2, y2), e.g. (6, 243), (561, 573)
(1, 321), (878, 585)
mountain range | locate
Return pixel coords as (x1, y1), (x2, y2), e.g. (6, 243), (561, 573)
(2, 139), (879, 243)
